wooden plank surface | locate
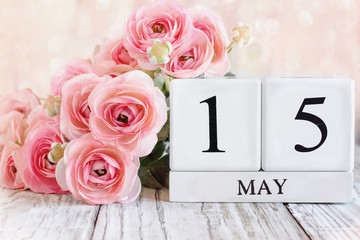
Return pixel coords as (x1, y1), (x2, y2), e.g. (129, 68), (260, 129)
(0, 190), (100, 240)
(0, 149), (359, 240)
(92, 189), (308, 240)
(285, 146), (360, 240)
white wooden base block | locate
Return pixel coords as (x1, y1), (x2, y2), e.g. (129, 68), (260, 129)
(170, 171), (353, 203)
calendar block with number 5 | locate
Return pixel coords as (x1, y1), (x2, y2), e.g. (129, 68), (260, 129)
(262, 77), (354, 171)
(170, 78), (261, 171)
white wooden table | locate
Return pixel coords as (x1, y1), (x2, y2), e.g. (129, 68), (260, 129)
(1, 148), (359, 240)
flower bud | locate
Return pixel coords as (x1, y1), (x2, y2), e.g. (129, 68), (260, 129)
(43, 95), (61, 117)
(47, 142), (67, 164)
(147, 39), (172, 64)
(231, 22), (251, 47)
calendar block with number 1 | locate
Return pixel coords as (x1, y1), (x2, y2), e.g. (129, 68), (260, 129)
(169, 76), (354, 203)
(170, 78), (261, 171)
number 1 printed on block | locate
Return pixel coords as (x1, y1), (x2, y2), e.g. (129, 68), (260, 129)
(200, 96), (225, 153)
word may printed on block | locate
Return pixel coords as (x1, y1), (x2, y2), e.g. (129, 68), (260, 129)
(237, 179), (287, 195)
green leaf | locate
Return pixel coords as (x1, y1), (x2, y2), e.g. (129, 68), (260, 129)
(140, 140), (168, 167)
(139, 154), (169, 189)
(157, 111), (170, 141)
(224, 72), (236, 77)
(138, 125), (170, 189)
(153, 73), (165, 89)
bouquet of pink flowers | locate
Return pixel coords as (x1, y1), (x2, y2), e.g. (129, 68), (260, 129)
(0, 0), (250, 204)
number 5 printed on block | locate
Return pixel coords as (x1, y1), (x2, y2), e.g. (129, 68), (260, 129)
(294, 97), (328, 152)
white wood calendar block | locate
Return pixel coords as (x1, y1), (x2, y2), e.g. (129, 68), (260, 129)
(169, 171), (353, 203)
(170, 78), (261, 171)
(262, 77), (354, 171)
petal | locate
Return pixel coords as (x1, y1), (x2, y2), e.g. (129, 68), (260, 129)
(55, 158), (69, 191)
(133, 133), (158, 157)
(119, 177), (141, 203)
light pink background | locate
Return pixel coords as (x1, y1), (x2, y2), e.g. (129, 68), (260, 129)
(1, 0), (359, 133)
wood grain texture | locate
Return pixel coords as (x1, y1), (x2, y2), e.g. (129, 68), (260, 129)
(0, 190), (100, 240)
(92, 189), (308, 240)
(286, 145), (360, 240)
(92, 188), (168, 240)
(0, 149), (359, 240)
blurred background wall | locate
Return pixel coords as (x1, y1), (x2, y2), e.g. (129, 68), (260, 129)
(1, 0), (359, 134)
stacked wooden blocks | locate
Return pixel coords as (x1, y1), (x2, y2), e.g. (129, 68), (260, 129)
(169, 77), (354, 203)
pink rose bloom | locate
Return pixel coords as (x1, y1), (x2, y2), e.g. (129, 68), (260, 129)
(0, 89), (40, 117)
(50, 59), (99, 96)
(187, 7), (230, 76)
(162, 29), (214, 78)
(17, 108), (67, 194)
(88, 70), (167, 157)
(94, 37), (139, 76)
(0, 143), (25, 190)
(0, 111), (27, 145)
(123, 0), (191, 70)
(60, 73), (106, 140)
(55, 136), (141, 204)
(26, 105), (59, 131)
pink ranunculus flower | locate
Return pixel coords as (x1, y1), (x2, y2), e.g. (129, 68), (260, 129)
(26, 105), (59, 131)
(0, 142), (25, 190)
(93, 37), (139, 76)
(50, 59), (100, 96)
(60, 73), (107, 140)
(55, 136), (141, 204)
(17, 108), (67, 194)
(0, 89), (40, 117)
(187, 7), (230, 76)
(88, 70), (167, 157)
(123, 0), (192, 70)
(162, 29), (214, 78)
(0, 111), (27, 145)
